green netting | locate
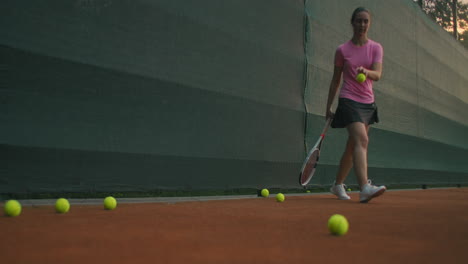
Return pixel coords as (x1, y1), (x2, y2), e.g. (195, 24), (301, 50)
(304, 0), (468, 186)
(0, 0), (306, 193)
(1, 0), (467, 194)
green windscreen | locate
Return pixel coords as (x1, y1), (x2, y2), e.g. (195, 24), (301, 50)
(304, 0), (468, 186)
(1, 0), (305, 193)
(1, 0), (467, 194)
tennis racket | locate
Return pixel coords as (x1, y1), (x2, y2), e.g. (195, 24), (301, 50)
(299, 118), (332, 187)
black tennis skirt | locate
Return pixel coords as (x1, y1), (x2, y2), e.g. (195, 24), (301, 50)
(331, 98), (379, 128)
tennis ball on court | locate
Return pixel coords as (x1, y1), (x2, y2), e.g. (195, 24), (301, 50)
(55, 198), (70, 214)
(356, 73), (366, 83)
(4, 200), (22, 217)
(276, 193), (285, 202)
(347, 188), (352, 192)
(260, 189), (269, 198)
(306, 190), (311, 193)
(103, 196), (117, 210)
(328, 214), (349, 236)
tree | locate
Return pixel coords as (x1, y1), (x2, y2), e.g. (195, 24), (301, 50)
(416, 0), (468, 47)
(458, 2), (468, 48)
(460, 30), (468, 48)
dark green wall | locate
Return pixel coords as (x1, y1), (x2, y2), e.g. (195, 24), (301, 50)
(303, 0), (468, 187)
(1, 0), (467, 194)
(1, 0), (306, 193)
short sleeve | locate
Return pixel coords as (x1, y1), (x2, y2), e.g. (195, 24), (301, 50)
(334, 47), (344, 67)
(373, 43), (383, 64)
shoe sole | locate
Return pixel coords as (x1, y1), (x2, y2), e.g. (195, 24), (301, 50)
(360, 188), (386, 203)
(330, 190), (351, 200)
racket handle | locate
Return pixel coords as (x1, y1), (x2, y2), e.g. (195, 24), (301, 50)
(321, 118), (332, 135)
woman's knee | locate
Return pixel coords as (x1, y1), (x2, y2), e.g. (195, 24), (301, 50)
(347, 123), (369, 148)
(356, 134), (369, 149)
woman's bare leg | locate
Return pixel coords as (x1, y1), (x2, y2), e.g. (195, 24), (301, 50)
(345, 122), (370, 188)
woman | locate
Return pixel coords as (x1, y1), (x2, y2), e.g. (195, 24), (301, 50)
(325, 7), (386, 203)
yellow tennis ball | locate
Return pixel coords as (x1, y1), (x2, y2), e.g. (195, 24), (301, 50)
(306, 190), (311, 193)
(260, 189), (269, 198)
(4, 200), (22, 217)
(104, 196), (117, 210)
(55, 198), (70, 214)
(347, 188), (352, 192)
(276, 193), (285, 202)
(328, 214), (349, 236)
(356, 73), (366, 83)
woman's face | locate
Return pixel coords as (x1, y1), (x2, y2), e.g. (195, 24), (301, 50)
(352, 11), (371, 37)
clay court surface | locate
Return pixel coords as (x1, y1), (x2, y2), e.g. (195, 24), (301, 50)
(1, 188), (468, 264)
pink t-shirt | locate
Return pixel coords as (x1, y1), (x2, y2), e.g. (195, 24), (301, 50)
(335, 39), (383, 104)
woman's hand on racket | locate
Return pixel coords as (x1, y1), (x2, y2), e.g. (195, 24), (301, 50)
(326, 109), (335, 120)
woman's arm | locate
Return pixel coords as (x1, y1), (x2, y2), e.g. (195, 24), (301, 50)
(325, 66), (343, 119)
(357, 62), (382, 81)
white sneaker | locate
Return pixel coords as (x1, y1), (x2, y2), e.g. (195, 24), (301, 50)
(330, 182), (351, 200)
(360, 180), (386, 203)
